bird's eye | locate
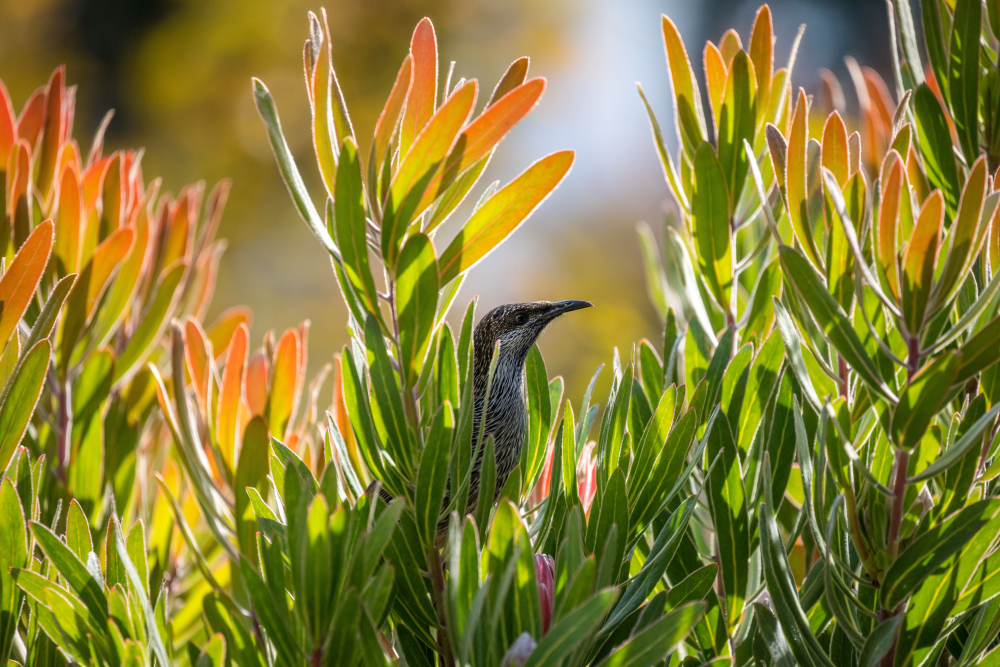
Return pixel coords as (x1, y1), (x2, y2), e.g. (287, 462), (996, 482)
(514, 313), (529, 325)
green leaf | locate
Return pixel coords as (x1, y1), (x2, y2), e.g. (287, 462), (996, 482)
(901, 190), (945, 334)
(692, 142), (733, 312)
(753, 602), (796, 667)
(521, 345), (552, 497)
(630, 407), (697, 529)
(931, 158), (989, 317)
(64, 499), (92, 562)
(397, 233), (439, 388)
(704, 326), (735, 408)
(627, 385), (676, 510)
(604, 496), (697, 632)
(705, 413), (748, 633)
(881, 498), (1000, 609)
(778, 246), (897, 403)
(596, 601), (706, 667)
(858, 616), (901, 667)
(196, 633), (227, 667)
(956, 314), (1000, 384)
(438, 151), (574, 284)
(252, 78), (337, 256)
(112, 262), (185, 384)
(637, 87), (689, 213)
(415, 408), (450, 548)
(235, 416), (270, 562)
(334, 140), (381, 321)
(0, 340), (49, 472)
(0, 478), (27, 661)
(661, 16), (707, 157)
(29, 522), (108, 630)
(239, 554), (299, 663)
(383, 80), (476, 269)
(759, 453), (836, 667)
(772, 298), (821, 409)
(717, 51), (757, 202)
(663, 227), (717, 344)
(524, 589), (618, 667)
(914, 84), (960, 216)
(910, 401), (1000, 483)
(365, 314), (415, 478)
(891, 351), (960, 450)
(826, 171), (864, 311)
(949, 0), (981, 162)
(736, 329), (784, 455)
(747, 261), (782, 342)
(665, 564), (717, 611)
(922, 0), (950, 106)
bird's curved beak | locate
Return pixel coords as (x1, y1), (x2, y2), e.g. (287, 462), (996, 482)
(546, 300), (593, 319)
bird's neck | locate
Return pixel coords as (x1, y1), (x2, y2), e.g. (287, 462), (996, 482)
(472, 346), (528, 404)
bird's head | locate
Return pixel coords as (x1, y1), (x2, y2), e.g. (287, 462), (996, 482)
(474, 300), (592, 362)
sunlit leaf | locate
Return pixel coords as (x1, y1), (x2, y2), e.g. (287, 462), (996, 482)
(661, 15), (707, 156)
(692, 142), (732, 312)
(0, 221), (53, 355)
(399, 18), (438, 159)
(949, 0), (981, 161)
(439, 150), (573, 284)
(901, 190), (944, 334)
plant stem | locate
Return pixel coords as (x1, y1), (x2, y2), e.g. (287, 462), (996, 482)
(56, 378), (72, 485)
(838, 354), (849, 399)
(428, 546), (455, 667)
(887, 447), (909, 561)
(844, 487), (877, 580)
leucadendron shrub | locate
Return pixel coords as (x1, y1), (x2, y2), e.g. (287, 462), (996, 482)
(0, 66), (241, 664)
(639, 2), (1000, 665)
(248, 9), (710, 666)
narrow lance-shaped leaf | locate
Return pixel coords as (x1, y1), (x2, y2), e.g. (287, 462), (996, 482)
(692, 142), (732, 313)
(914, 83), (960, 216)
(901, 190), (944, 334)
(717, 50), (757, 204)
(252, 78), (338, 257)
(881, 499), (1000, 609)
(399, 18), (438, 159)
(368, 53), (412, 189)
(397, 234), (439, 389)
(705, 414), (748, 634)
(876, 152), (904, 303)
(661, 15), (707, 156)
(216, 323), (248, 469)
(0, 221), (53, 355)
(949, 0), (981, 162)
(786, 89), (823, 268)
(930, 157), (990, 315)
(0, 341), (51, 472)
(749, 7), (774, 126)
(822, 111), (849, 186)
(335, 139), (382, 321)
(439, 151), (574, 284)
(235, 416), (270, 563)
(778, 246), (897, 404)
(418, 78), (546, 213)
(382, 80), (477, 270)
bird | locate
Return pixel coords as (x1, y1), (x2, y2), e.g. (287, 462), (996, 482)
(366, 300), (592, 541)
(464, 300), (592, 516)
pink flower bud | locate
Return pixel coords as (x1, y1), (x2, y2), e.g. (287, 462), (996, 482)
(534, 553), (555, 635)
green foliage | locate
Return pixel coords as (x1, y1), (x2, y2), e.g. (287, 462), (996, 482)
(637, 2), (1000, 665)
(5, 0), (1000, 665)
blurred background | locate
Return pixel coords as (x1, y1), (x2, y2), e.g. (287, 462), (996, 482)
(0, 0), (893, 403)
